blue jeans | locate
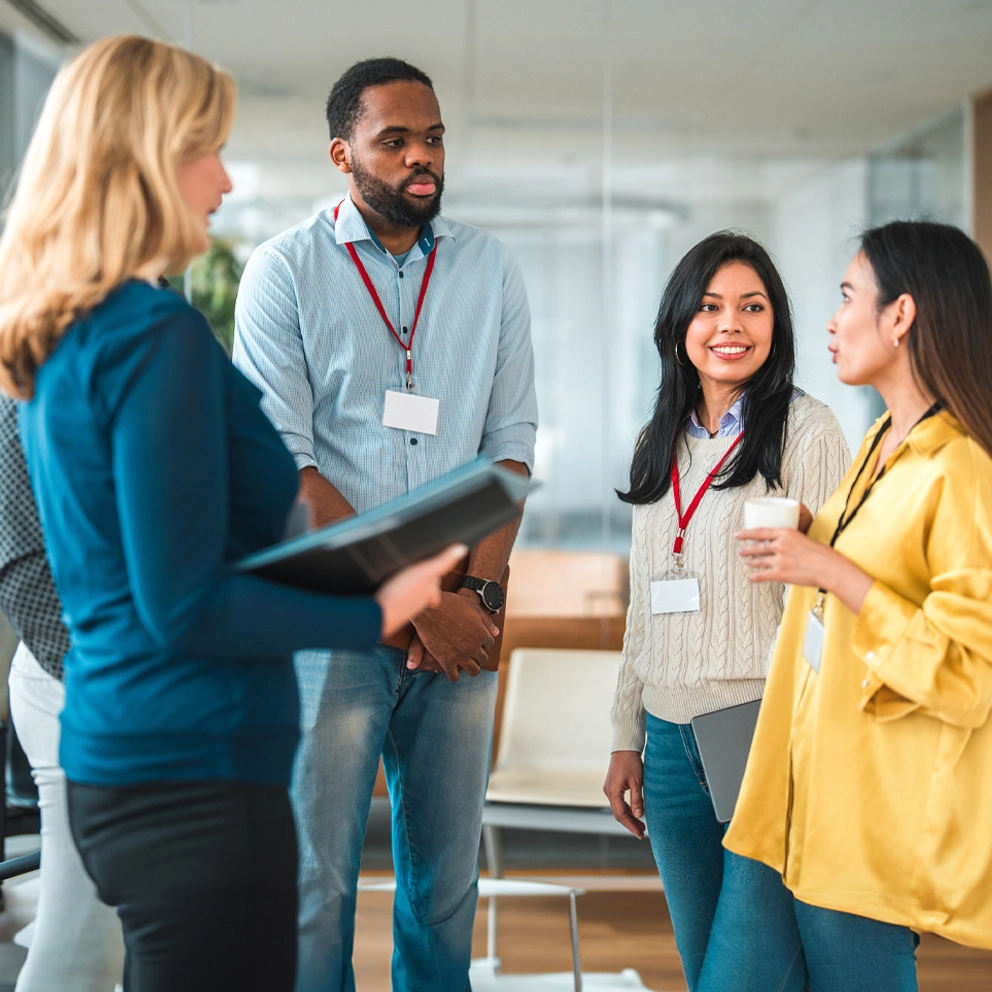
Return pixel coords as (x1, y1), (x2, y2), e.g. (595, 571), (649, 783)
(291, 646), (498, 992)
(643, 713), (918, 992)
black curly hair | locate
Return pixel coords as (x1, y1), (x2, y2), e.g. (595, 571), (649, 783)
(326, 58), (433, 141)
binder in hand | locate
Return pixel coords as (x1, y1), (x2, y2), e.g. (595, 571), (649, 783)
(235, 458), (537, 595)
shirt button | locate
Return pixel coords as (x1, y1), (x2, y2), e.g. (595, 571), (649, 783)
(866, 650), (875, 661)
(399, 271), (404, 279)
(410, 437), (418, 446)
(402, 326), (409, 335)
(862, 678), (871, 688)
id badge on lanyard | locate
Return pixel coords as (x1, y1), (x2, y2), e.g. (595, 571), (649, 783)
(651, 433), (743, 616)
(803, 595), (825, 673)
(334, 201), (442, 434)
(800, 405), (938, 675)
(651, 574), (701, 614)
(382, 390), (439, 434)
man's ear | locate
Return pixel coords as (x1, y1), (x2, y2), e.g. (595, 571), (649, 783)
(329, 137), (352, 175)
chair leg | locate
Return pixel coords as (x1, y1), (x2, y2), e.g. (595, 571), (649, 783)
(568, 890), (582, 992)
(483, 822), (503, 878)
(482, 823), (503, 962)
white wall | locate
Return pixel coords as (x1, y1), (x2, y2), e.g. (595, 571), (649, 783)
(770, 158), (877, 454)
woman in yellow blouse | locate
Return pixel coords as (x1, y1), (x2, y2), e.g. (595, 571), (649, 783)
(724, 220), (992, 992)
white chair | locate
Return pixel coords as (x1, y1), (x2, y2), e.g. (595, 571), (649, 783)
(359, 875), (654, 991)
(479, 649), (657, 989)
(484, 647), (639, 874)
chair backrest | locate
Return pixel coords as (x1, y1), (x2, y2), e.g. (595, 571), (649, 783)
(494, 648), (622, 772)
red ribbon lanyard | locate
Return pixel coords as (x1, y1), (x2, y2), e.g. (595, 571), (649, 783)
(671, 431), (744, 560)
(334, 201), (437, 391)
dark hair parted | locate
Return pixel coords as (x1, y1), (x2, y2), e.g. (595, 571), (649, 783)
(326, 58), (433, 141)
(860, 220), (992, 459)
(618, 232), (796, 505)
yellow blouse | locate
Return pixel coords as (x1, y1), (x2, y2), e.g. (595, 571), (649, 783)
(725, 411), (992, 949)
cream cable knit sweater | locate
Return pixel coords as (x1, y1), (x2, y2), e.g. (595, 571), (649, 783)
(611, 393), (850, 751)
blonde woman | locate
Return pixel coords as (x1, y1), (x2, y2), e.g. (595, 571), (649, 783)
(0, 36), (459, 992)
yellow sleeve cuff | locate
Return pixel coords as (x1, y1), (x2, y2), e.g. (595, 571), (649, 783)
(852, 581), (923, 720)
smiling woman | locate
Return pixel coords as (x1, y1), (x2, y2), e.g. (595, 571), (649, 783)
(683, 261), (776, 432)
(619, 232), (803, 504)
(605, 231), (851, 992)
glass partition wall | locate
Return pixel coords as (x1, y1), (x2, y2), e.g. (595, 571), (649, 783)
(0, 4), (969, 609)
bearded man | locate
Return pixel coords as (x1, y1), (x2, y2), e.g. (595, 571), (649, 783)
(233, 58), (538, 992)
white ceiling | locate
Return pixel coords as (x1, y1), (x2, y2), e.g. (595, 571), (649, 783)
(4, 0), (992, 209)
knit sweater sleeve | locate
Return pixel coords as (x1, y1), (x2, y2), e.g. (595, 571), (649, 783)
(785, 397), (852, 514)
(611, 509), (648, 752)
(764, 397), (851, 665)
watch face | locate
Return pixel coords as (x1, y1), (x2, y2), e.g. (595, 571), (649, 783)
(481, 582), (506, 613)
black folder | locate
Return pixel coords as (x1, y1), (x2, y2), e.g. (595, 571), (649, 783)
(235, 458), (537, 595)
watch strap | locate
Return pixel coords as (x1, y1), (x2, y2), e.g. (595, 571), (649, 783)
(460, 574), (506, 613)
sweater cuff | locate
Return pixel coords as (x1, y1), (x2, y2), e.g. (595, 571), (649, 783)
(611, 710), (646, 753)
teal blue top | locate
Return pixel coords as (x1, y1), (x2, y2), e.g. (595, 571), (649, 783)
(20, 281), (382, 786)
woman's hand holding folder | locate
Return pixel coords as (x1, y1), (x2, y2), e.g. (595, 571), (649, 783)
(375, 544), (469, 640)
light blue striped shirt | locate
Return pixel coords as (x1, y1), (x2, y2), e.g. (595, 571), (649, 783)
(233, 195), (538, 514)
(686, 394), (746, 438)
(685, 388), (803, 438)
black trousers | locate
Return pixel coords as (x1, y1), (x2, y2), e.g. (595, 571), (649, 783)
(67, 779), (298, 992)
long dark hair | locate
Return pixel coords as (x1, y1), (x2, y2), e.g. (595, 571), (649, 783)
(859, 221), (992, 459)
(619, 232), (796, 505)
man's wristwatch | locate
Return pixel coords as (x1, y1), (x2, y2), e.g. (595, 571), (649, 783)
(459, 575), (506, 614)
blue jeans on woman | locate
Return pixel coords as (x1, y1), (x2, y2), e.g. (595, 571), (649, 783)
(643, 713), (918, 992)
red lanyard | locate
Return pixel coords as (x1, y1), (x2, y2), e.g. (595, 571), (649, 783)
(670, 431), (744, 564)
(334, 200), (437, 391)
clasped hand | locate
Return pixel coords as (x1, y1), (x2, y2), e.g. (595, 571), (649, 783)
(407, 589), (499, 682)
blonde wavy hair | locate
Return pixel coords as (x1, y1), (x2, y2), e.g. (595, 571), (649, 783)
(0, 34), (236, 397)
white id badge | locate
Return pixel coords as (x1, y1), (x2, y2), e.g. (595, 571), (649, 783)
(803, 611), (825, 673)
(382, 390), (440, 435)
(650, 575), (701, 614)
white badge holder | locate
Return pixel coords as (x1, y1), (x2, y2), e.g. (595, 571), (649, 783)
(651, 572), (701, 615)
(803, 595), (825, 673)
(382, 389), (440, 435)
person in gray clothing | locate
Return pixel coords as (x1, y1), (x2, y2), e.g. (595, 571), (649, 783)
(0, 396), (124, 992)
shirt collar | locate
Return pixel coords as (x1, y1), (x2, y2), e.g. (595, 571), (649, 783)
(908, 409), (966, 457)
(688, 392), (746, 436)
(332, 193), (453, 260)
(861, 408), (963, 470)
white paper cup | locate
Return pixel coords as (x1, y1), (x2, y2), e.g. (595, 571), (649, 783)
(743, 497), (800, 530)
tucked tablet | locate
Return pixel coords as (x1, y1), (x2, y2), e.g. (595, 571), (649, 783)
(690, 699), (762, 824)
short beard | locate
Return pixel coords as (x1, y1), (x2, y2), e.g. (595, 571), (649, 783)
(350, 157), (444, 228)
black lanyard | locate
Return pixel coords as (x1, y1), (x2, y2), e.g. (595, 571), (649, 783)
(815, 403), (941, 602)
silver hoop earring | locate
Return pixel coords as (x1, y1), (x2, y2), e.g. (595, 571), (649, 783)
(675, 342), (687, 367)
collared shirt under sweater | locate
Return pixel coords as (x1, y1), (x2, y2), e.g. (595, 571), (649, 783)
(612, 393), (851, 748)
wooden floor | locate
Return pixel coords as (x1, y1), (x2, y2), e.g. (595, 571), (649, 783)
(353, 877), (992, 991)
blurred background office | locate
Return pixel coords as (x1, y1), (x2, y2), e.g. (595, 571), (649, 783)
(1, 2), (992, 990)
(1, 0), (987, 558)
